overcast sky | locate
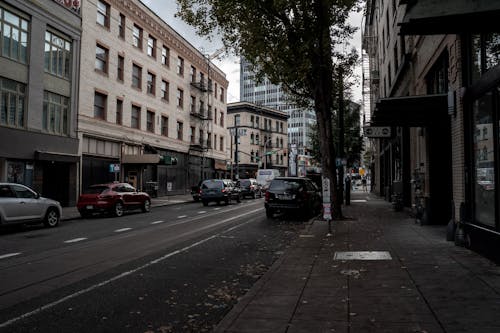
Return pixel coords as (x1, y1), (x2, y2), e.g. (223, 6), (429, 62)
(140, 1), (364, 104)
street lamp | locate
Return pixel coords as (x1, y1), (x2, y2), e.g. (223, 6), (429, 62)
(263, 138), (273, 169)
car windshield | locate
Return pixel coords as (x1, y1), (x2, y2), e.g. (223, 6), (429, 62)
(269, 179), (303, 191)
(84, 186), (109, 194)
(201, 180), (223, 189)
(239, 180), (251, 186)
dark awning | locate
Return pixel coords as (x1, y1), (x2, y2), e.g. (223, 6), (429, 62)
(371, 94), (447, 127)
(400, 0), (500, 35)
(35, 151), (80, 163)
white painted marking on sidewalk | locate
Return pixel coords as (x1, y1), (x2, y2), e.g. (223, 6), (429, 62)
(198, 211), (207, 214)
(64, 238), (87, 244)
(351, 199), (367, 203)
(151, 220), (164, 225)
(0, 253), (21, 260)
(114, 228), (132, 233)
(177, 215), (187, 219)
(0, 207), (263, 329)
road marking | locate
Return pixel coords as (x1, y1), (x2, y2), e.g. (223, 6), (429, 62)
(0, 207), (263, 329)
(151, 220), (164, 225)
(64, 238), (87, 244)
(197, 211), (207, 214)
(0, 253), (21, 260)
(114, 228), (132, 233)
(351, 199), (367, 203)
(213, 208), (220, 210)
(177, 215), (187, 219)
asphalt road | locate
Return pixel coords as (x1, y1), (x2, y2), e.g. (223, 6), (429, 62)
(0, 198), (307, 332)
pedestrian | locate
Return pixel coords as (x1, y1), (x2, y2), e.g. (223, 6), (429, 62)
(362, 176), (367, 192)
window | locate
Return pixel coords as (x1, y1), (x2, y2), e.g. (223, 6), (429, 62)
(190, 95), (196, 113)
(95, 43), (108, 73)
(470, 33), (500, 83)
(255, 116), (259, 128)
(190, 66), (196, 83)
(220, 111), (224, 127)
(207, 132), (212, 148)
(93, 91), (107, 120)
(214, 134), (217, 149)
(132, 64), (142, 89)
(42, 91), (68, 135)
(199, 129), (204, 145)
(146, 110), (154, 132)
(161, 116), (168, 136)
(250, 115), (254, 127)
(133, 24), (142, 49)
(118, 13), (125, 38)
(147, 71), (155, 95)
(162, 46), (169, 66)
(177, 88), (184, 108)
(116, 99), (122, 125)
(177, 121), (183, 140)
(177, 56), (184, 76)
(190, 126), (195, 143)
(0, 77), (25, 128)
(251, 133), (254, 144)
(147, 35), (156, 58)
(117, 55), (124, 81)
(214, 82), (218, 99)
(220, 87), (224, 102)
(219, 136), (224, 151)
(96, 0), (110, 27)
(235, 114), (240, 126)
(161, 80), (169, 101)
(44, 31), (71, 78)
(131, 105), (140, 129)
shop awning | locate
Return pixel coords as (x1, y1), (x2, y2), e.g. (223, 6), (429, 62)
(371, 94), (448, 127)
(400, 0), (500, 35)
(121, 154), (160, 164)
(35, 150), (80, 163)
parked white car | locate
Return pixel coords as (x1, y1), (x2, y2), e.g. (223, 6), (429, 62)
(0, 183), (62, 227)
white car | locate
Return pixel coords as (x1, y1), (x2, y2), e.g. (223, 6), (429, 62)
(0, 183), (62, 227)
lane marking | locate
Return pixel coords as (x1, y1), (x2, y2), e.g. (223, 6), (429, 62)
(114, 228), (132, 233)
(0, 253), (21, 260)
(64, 238), (87, 244)
(0, 207), (263, 329)
(177, 215), (187, 219)
(197, 211), (207, 214)
(151, 220), (164, 225)
(213, 208), (220, 210)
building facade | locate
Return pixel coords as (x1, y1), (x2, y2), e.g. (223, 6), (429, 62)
(363, 0), (500, 242)
(240, 57), (315, 175)
(0, 0), (81, 206)
(79, 0), (229, 196)
(227, 102), (288, 179)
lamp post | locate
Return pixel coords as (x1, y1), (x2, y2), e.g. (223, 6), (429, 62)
(263, 138), (273, 169)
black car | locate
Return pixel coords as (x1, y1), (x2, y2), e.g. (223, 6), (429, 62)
(238, 178), (262, 199)
(264, 177), (322, 218)
(200, 179), (242, 206)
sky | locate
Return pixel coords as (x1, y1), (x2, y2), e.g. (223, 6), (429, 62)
(140, 1), (364, 104)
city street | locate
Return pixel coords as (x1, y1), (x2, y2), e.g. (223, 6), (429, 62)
(0, 199), (306, 332)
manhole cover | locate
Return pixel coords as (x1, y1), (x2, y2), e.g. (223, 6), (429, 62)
(334, 251), (392, 260)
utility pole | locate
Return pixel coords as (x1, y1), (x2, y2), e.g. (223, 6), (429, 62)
(235, 126), (239, 180)
(338, 68), (345, 207)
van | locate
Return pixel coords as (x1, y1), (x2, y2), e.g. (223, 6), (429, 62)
(256, 169), (280, 189)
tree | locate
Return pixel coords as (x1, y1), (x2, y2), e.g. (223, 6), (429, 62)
(176, 0), (361, 218)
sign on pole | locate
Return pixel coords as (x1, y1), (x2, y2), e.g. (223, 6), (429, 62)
(363, 126), (391, 138)
(321, 175), (332, 220)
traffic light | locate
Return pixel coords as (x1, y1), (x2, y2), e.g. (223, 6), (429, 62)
(160, 155), (178, 165)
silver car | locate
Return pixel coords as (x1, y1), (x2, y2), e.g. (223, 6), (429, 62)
(0, 183), (62, 227)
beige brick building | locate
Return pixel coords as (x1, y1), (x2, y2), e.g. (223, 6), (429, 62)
(227, 102), (288, 179)
(79, 0), (229, 195)
(363, 0), (500, 244)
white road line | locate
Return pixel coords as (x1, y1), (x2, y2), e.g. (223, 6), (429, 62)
(151, 220), (164, 225)
(213, 208), (221, 210)
(197, 211), (207, 214)
(177, 215), (187, 219)
(64, 238), (87, 244)
(0, 253), (21, 260)
(0, 207), (263, 329)
(114, 228), (132, 233)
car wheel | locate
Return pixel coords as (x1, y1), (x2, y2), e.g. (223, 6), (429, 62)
(193, 197), (200, 202)
(225, 197), (230, 205)
(44, 208), (60, 228)
(266, 208), (274, 218)
(236, 194), (241, 203)
(142, 199), (151, 212)
(202, 200), (208, 207)
(113, 201), (124, 217)
(252, 192), (256, 199)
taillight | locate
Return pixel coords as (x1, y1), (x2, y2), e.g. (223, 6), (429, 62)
(250, 185), (254, 190)
(265, 191), (270, 202)
(198, 189), (202, 194)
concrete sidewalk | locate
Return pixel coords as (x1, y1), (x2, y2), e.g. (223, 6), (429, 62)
(215, 191), (500, 332)
(61, 194), (194, 221)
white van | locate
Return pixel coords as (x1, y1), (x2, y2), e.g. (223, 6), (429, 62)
(256, 169), (280, 189)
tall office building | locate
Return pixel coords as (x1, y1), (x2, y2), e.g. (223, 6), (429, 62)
(239, 57), (316, 157)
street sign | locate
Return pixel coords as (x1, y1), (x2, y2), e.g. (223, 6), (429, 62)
(229, 128), (247, 136)
(109, 164), (120, 173)
(363, 126), (391, 138)
(321, 176), (331, 203)
(323, 203), (332, 220)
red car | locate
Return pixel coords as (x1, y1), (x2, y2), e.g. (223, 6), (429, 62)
(77, 182), (151, 218)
